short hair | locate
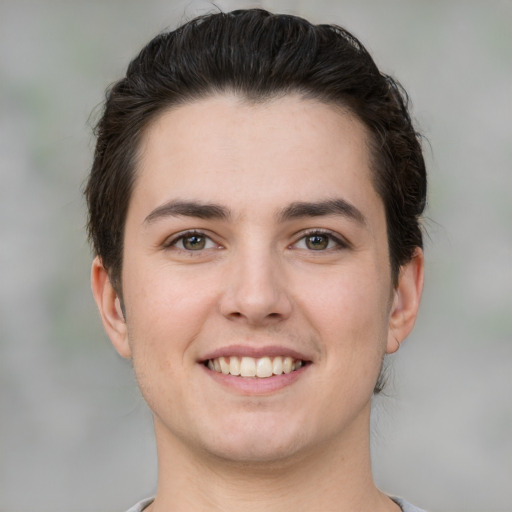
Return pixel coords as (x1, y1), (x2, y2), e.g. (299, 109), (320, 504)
(85, 8), (426, 293)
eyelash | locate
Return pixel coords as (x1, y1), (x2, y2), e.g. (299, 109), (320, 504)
(163, 229), (349, 252)
(292, 229), (350, 251)
(164, 230), (219, 251)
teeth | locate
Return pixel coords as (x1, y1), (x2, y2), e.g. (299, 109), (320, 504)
(256, 357), (273, 378)
(229, 356), (240, 376)
(207, 356), (305, 378)
(240, 357), (256, 377)
(272, 357), (283, 375)
(219, 357), (230, 375)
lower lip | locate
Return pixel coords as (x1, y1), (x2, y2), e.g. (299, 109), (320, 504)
(201, 363), (309, 395)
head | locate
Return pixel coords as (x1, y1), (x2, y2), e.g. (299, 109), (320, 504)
(86, 9), (426, 460)
(85, 9), (426, 295)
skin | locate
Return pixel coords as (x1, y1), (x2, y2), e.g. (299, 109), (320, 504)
(92, 94), (423, 512)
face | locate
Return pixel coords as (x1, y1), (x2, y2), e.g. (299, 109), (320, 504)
(93, 94), (423, 466)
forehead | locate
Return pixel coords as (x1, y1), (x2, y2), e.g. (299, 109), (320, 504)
(132, 94), (378, 214)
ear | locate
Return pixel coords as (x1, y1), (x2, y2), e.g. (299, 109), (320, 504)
(91, 256), (132, 359)
(386, 248), (424, 354)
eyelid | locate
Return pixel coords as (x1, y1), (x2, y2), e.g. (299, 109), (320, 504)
(162, 229), (221, 250)
(161, 228), (350, 251)
(291, 228), (351, 250)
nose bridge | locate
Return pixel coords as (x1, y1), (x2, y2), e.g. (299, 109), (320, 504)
(220, 237), (291, 324)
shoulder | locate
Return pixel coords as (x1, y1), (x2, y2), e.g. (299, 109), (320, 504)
(392, 496), (428, 512)
(124, 497), (154, 512)
(124, 496), (424, 512)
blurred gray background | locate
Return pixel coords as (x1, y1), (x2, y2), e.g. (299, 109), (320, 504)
(1, 1), (511, 511)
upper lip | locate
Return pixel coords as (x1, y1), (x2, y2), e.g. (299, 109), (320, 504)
(200, 344), (312, 363)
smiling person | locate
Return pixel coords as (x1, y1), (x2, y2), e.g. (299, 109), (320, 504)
(85, 9), (426, 512)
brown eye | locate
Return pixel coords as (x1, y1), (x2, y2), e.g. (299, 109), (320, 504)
(305, 234), (329, 250)
(166, 231), (219, 252)
(182, 234), (206, 250)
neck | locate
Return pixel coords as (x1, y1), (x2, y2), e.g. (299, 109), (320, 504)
(148, 406), (399, 512)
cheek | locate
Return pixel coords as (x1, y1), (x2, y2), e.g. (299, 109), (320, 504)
(124, 261), (215, 333)
(302, 264), (392, 362)
(123, 279), (204, 412)
(311, 267), (389, 324)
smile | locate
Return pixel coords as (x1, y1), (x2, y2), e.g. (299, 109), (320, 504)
(206, 356), (305, 378)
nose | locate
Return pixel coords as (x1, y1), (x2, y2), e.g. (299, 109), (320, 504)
(219, 248), (293, 326)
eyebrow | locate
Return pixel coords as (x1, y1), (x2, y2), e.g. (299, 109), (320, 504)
(277, 198), (366, 225)
(143, 198), (366, 226)
(144, 200), (231, 224)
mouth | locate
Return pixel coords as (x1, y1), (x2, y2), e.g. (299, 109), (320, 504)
(204, 355), (307, 378)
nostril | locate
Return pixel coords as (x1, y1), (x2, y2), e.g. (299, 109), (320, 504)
(220, 284), (293, 325)
(228, 311), (282, 322)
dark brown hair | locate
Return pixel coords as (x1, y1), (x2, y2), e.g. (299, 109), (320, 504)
(85, 8), (426, 292)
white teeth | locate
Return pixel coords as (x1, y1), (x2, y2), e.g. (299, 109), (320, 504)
(272, 356), (283, 375)
(219, 357), (230, 375)
(229, 356), (240, 376)
(256, 357), (273, 378)
(207, 355), (305, 378)
(240, 357), (256, 377)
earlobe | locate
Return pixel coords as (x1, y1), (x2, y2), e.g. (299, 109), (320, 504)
(91, 257), (132, 359)
(386, 248), (424, 354)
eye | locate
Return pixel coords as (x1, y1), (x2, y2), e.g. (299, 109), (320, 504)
(304, 234), (330, 250)
(168, 231), (218, 251)
(293, 231), (347, 251)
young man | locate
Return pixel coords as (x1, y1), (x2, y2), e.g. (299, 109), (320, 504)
(86, 9), (426, 512)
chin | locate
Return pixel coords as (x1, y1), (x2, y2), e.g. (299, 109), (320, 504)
(197, 416), (313, 466)
(206, 440), (305, 467)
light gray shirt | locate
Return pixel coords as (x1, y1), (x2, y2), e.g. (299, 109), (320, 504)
(126, 496), (427, 511)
